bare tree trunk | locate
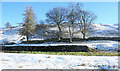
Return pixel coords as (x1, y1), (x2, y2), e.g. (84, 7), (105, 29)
(57, 23), (62, 41)
(70, 35), (72, 43)
(69, 26), (72, 43)
(83, 18), (86, 40)
(26, 35), (29, 41)
(83, 33), (85, 39)
(58, 35), (61, 41)
(81, 31), (85, 40)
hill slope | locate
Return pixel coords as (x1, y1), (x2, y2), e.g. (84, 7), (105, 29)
(0, 23), (118, 44)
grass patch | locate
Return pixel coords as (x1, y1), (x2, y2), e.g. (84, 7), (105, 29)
(3, 51), (119, 56)
(18, 66), (22, 68)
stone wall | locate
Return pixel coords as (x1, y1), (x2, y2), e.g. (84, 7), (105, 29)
(2, 45), (88, 52)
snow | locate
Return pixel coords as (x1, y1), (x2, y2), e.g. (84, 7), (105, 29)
(81, 40), (118, 52)
(88, 24), (118, 37)
(0, 27), (25, 44)
(0, 53), (118, 69)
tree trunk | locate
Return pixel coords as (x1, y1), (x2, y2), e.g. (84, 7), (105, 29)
(58, 35), (62, 41)
(69, 26), (72, 43)
(83, 33), (85, 40)
(70, 35), (72, 43)
(26, 35), (29, 41)
(57, 23), (62, 41)
(83, 18), (86, 40)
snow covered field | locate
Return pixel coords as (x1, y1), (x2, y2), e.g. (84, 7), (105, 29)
(0, 53), (118, 70)
(80, 40), (118, 52)
(0, 24), (118, 70)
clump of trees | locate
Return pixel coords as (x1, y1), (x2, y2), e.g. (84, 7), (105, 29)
(19, 3), (97, 42)
(5, 22), (12, 28)
(46, 3), (97, 42)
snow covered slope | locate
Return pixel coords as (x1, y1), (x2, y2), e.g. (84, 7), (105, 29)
(0, 23), (118, 44)
(88, 24), (118, 37)
(0, 27), (25, 44)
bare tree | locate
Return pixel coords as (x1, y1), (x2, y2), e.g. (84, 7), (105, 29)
(46, 7), (66, 40)
(76, 10), (97, 39)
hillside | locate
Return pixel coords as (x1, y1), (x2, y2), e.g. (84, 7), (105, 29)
(88, 24), (118, 37)
(0, 23), (118, 44)
(0, 26), (25, 44)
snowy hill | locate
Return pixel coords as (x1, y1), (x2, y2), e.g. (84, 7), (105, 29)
(0, 23), (118, 44)
(88, 24), (118, 37)
(0, 26), (25, 44)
